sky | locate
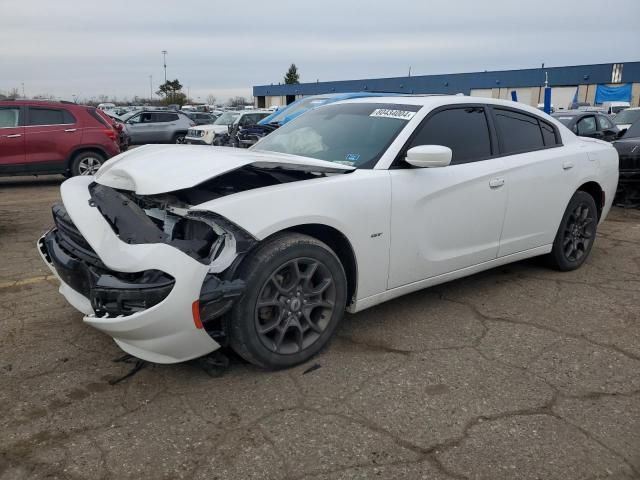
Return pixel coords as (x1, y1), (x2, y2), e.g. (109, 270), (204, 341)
(1, 0), (639, 103)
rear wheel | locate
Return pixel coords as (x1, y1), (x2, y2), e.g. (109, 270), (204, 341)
(229, 233), (347, 369)
(548, 191), (598, 271)
(70, 151), (105, 176)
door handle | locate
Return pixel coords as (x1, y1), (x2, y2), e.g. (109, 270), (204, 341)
(562, 161), (575, 170)
(64, 128), (77, 132)
(489, 177), (505, 189)
(6, 134), (22, 138)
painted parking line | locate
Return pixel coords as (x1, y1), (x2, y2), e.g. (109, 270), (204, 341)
(0, 275), (56, 290)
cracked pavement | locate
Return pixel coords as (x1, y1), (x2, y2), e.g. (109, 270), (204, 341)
(1, 176), (639, 480)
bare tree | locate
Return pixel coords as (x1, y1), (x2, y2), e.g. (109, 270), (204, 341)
(8, 88), (20, 99)
(206, 94), (217, 105)
(227, 96), (249, 108)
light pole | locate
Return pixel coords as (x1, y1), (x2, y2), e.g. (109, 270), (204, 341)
(161, 50), (168, 84)
(149, 75), (153, 102)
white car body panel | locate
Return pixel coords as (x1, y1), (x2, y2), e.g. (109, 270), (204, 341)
(95, 144), (353, 194)
(388, 157), (508, 287)
(194, 170), (392, 302)
(40, 95), (620, 363)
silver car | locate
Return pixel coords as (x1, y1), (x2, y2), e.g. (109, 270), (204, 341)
(123, 111), (195, 145)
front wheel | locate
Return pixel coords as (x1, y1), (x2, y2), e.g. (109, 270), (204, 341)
(229, 233), (347, 369)
(173, 133), (186, 144)
(548, 191), (598, 271)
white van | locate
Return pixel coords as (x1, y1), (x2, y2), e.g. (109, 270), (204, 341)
(603, 101), (630, 116)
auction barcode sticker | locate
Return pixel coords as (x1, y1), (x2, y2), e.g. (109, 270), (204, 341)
(370, 109), (416, 120)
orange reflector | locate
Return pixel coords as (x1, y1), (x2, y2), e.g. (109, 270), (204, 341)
(192, 300), (203, 329)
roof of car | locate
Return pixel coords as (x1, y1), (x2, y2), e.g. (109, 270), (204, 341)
(333, 94), (555, 116)
(0, 99), (81, 107)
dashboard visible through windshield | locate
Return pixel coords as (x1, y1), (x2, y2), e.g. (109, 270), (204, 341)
(252, 103), (421, 168)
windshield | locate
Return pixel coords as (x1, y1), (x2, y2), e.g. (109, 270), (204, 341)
(614, 109), (640, 126)
(119, 111), (138, 121)
(266, 97), (333, 124)
(611, 106), (628, 114)
(214, 112), (240, 125)
(252, 103), (420, 168)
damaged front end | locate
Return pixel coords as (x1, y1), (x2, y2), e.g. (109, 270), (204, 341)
(88, 181), (256, 340)
(38, 150), (355, 362)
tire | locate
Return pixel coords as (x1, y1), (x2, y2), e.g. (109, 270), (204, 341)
(70, 151), (105, 176)
(548, 191), (598, 271)
(173, 133), (186, 144)
(229, 233), (348, 369)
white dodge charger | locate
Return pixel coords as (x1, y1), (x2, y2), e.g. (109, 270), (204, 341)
(38, 96), (618, 369)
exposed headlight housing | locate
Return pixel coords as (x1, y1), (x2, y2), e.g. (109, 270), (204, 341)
(89, 183), (256, 270)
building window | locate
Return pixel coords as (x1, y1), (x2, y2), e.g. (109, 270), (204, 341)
(611, 63), (623, 84)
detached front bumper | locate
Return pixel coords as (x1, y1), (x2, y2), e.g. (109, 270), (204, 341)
(37, 176), (244, 363)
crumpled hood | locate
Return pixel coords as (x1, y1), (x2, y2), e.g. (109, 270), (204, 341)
(94, 145), (354, 195)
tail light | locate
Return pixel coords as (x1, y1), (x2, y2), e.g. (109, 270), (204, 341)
(103, 129), (117, 141)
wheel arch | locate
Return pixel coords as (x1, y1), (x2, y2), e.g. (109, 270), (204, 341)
(270, 223), (359, 307)
(576, 181), (604, 220)
(65, 146), (109, 171)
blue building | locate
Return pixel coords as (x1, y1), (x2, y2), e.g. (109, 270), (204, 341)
(253, 61), (640, 111)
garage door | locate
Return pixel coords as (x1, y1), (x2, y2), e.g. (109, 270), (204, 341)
(470, 89), (493, 99)
(508, 88), (532, 106)
(549, 86), (578, 111)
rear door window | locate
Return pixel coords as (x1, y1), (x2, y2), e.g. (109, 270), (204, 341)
(493, 108), (544, 154)
(27, 107), (72, 126)
(408, 106), (492, 165)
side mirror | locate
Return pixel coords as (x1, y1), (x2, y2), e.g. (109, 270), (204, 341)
(617, 128), (627, 138)
(405, 145), (452, 168)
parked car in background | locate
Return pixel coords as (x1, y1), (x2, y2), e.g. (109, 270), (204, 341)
(123, 110), (195, 145)
(184, 110), (242, 145)
(537, 103), (556, 113)
(568, 101), (590, 110)
(227, 110), (272, 146)
(184, 111), (218, 126)
(0, 100), (120, 176)
(552, 110), (620, 142)
(39, 96), (617, 367)
(237, 92), (398, 147)
(612, 120), (640, 207)
(603, 101), (630, 116)
(612, 107), (640, 132)
(97, 103), (116, 111)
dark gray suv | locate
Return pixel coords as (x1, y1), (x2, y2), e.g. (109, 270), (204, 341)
(123, 111), (195, 145)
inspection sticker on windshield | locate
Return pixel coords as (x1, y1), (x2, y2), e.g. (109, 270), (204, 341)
(370, 109), (416, 120)
(345, 153), (360, 162)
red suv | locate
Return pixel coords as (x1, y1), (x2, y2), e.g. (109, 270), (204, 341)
(0, 100), (120, 177)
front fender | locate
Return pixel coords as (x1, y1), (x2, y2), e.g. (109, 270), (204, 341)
(193, 170), (392, 301)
